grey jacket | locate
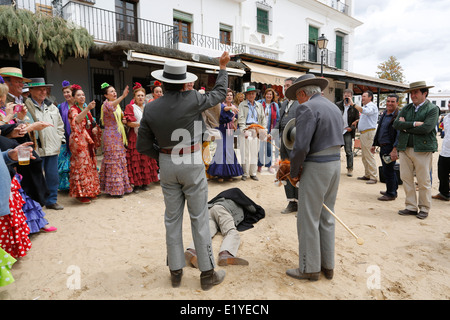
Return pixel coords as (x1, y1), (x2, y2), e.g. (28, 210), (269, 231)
(137, 69), (228, 159)
(290, 94), (344, 177)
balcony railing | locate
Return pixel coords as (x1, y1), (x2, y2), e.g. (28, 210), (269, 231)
(296, 43), (339, 69)
(167, 30), (246, 55)
(1, 0), (63, 16)
(318, 0), (350, 15)
(60, 1), (246, 55)
(62, 1), (173, 48)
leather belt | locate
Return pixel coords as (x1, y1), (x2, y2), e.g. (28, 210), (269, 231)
(159, 143), (201, 155)
(360, 128), (376, 134)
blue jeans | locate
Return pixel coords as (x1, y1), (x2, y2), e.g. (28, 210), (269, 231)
(41, 155), (60, 206)
(379, 145), (398, 197)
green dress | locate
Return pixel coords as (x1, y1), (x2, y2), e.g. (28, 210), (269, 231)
(0, 247), (16, 286)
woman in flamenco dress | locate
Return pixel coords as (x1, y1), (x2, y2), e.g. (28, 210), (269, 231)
(124, 83), (159, 193)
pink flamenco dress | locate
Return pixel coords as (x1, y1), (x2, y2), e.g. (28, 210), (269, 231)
(0, 176), (32, 259)
(99, 101), (132, 196)
(68, 105), (101, 199)
(124, 103), (159, 188)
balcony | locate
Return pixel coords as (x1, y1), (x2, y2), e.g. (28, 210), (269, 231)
(61, 1), (246, 55)
(317, 0), (350, 15)
(296, 43), (340, 69)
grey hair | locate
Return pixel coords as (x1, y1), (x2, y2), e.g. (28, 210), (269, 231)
(296, 85), (322, 97)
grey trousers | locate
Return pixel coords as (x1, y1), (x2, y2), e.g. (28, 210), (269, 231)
(296, 147), (341, 273)
(159, 151), (215, 272)
(188, 204), (241, 257)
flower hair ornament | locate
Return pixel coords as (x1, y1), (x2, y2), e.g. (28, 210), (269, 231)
(71, 84), (82, 91)
(133, 82), (142, 91)
(0, 75), (5, 84)
(153, 80), (162, 87)
(101, 82), (110, 90)
(62, 80), (71, 88)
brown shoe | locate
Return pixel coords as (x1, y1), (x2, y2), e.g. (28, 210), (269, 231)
(200, 269), (226, 291)
(432, 194), (450, 201)
(377, 195), (396, 201)
(357, 176), (370, 181)
(321, 267), (334, 280)
(398, 209), (417, 216)
(286, 268), (320, 281)
(170, 269), (183, 288)
(184, 249), (198, 268)
(218, 251), (249, 266)
(366, 179), (378, 184)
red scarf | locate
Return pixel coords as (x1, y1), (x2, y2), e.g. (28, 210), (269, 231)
(263, 101), (277, 130)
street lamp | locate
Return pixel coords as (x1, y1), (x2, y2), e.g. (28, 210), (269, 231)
(317, 33), (328, 77)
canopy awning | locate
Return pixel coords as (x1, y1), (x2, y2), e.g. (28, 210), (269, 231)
(243, 61), (305, 86)
(126, 50), (246, 77)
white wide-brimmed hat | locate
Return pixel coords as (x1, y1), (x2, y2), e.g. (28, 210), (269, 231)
(285, 74), (328, 100)
(151, 61), (198, 84)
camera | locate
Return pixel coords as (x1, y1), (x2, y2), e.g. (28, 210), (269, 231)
(14, 104), (23, 113)
(345, 98), (349, 104)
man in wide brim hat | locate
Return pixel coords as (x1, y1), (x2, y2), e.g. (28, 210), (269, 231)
(0, 67), (31, 83)
(137, 52), (231, 291)
(403, 80), (434, 93)
(243, 85), (260, 95)
(27, 77), (54, 88)
(285, 74), (328, 101)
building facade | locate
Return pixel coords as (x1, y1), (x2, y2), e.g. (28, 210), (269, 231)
(1, 0), (408, 109)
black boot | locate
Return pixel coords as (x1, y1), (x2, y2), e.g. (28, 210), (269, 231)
(200, 269), (225, 291)
(281, 201), (297, 214)
(170, 269), (183, 288)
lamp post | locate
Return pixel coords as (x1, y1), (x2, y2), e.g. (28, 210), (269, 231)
(317, 34), (328, 77)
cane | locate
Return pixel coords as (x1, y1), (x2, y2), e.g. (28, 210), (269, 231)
(322, 204), (364, 245)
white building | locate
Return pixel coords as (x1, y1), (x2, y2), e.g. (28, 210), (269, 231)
(2, 0), (408, 109)
(429, 90), (450, 113)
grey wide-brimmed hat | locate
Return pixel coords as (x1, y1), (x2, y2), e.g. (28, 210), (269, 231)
(151, 61), (198, 84)
(403, 81), (434, 93)
(285, 74), (328, 100)
(27, 77), (53, 88)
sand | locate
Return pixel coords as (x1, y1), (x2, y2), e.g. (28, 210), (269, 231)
(1, 140), (449, 301)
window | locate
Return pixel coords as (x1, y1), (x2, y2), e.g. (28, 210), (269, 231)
(115, 0), (138, 42)
(173, 10), (193, 44)
(308, 26), (319, 62)
(336, 34), (344, 69)
(220, 24), (232, 45)
(257, 8), (269, 34)
(441, 101), (446, 109)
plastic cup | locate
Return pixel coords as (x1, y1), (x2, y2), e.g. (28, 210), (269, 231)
(18, 147), (30, 165)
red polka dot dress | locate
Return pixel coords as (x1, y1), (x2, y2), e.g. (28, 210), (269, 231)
(0, 176), (32, 259)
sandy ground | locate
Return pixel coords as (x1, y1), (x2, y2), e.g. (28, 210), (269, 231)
(1, 139), (449, 301)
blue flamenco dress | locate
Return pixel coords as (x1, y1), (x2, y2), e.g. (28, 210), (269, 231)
(16, 174), (49, 233)
(207, 104), (243, 179)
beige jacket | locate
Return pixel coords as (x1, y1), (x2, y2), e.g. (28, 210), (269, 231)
(237, 100), (267, 130)
(25, 98), (65, 157)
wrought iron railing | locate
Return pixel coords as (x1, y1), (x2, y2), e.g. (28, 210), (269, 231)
(296, 43), (339, 69)
(167, 29), (246, 55)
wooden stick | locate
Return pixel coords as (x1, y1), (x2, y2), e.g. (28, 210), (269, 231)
(322, 204), (364, 245)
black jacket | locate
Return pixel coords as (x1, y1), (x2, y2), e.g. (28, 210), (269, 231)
(208, 188), (265, 232)
(336, 100), (360, 139)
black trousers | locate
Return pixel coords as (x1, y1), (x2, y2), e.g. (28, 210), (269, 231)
(437, 155), (450, 198)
